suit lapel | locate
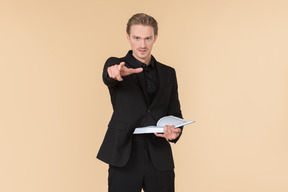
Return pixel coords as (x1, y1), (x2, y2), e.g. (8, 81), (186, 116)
(136, 72), (150, 105)
(150, 61), (166, 107)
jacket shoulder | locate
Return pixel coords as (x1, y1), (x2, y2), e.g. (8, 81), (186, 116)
(105, 56), (124, 65)
(156, 61), (176, 74)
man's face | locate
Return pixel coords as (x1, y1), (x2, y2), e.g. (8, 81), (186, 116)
(127, 25), (158, 64)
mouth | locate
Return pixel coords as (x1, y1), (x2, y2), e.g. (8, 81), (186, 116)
(138, 49), (148, 54)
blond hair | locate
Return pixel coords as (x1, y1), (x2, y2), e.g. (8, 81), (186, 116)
(126, 13), (158, 35)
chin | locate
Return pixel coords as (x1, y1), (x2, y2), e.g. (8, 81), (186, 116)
(136, 54), (147, 60)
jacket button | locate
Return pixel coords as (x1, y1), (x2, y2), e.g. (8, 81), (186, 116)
(147, 109), (150, 113)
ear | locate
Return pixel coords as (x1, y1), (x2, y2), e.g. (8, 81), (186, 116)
(154, 34), (158, 42)
(126, 33), (130, 41)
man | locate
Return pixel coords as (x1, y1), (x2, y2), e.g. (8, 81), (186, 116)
(97, 13), (183, 192)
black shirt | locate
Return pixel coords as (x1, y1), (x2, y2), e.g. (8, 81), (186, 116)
(128, 51), (159, 104)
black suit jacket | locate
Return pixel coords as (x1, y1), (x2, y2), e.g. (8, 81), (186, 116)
(97, 51), (183, 171)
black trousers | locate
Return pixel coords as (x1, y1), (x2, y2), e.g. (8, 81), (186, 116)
(108, 137), (175, 192)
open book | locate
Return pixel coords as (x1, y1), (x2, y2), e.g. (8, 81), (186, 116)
(133, 115), (195, 134)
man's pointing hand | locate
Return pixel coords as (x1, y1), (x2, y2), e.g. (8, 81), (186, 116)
(107, 62), (143, 81)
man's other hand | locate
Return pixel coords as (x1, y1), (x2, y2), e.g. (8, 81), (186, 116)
(155, 125), (181, 140)
(107, 62), (143, 81)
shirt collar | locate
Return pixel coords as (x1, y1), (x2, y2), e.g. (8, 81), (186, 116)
(127, 50), (155, 69)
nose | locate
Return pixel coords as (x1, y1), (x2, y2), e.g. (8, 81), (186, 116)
(140, 39), (146, 48)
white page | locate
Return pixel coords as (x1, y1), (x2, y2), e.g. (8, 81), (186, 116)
(133, 116), (195, 134)
(133, 126), (164, 134)
(157, 115), (194, 127)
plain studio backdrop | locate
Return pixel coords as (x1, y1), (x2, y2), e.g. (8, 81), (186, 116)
(1, 0), (288, 191)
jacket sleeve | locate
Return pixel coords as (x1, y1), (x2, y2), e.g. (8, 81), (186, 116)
(102, 57), (121, 88)
(167, 68), (183, 143)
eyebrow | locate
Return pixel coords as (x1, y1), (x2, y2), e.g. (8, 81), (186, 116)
(132, 35), (153, 39)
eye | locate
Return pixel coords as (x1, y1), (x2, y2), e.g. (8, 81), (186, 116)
(134, 37), (140, 40)
(146, 37), (151, 41)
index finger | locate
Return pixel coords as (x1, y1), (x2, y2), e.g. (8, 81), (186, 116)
(118, 62), (125, 70)
(126, 67), (143, 75)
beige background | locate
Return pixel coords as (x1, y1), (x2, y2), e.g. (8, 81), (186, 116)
(1, 0), (288, 191)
